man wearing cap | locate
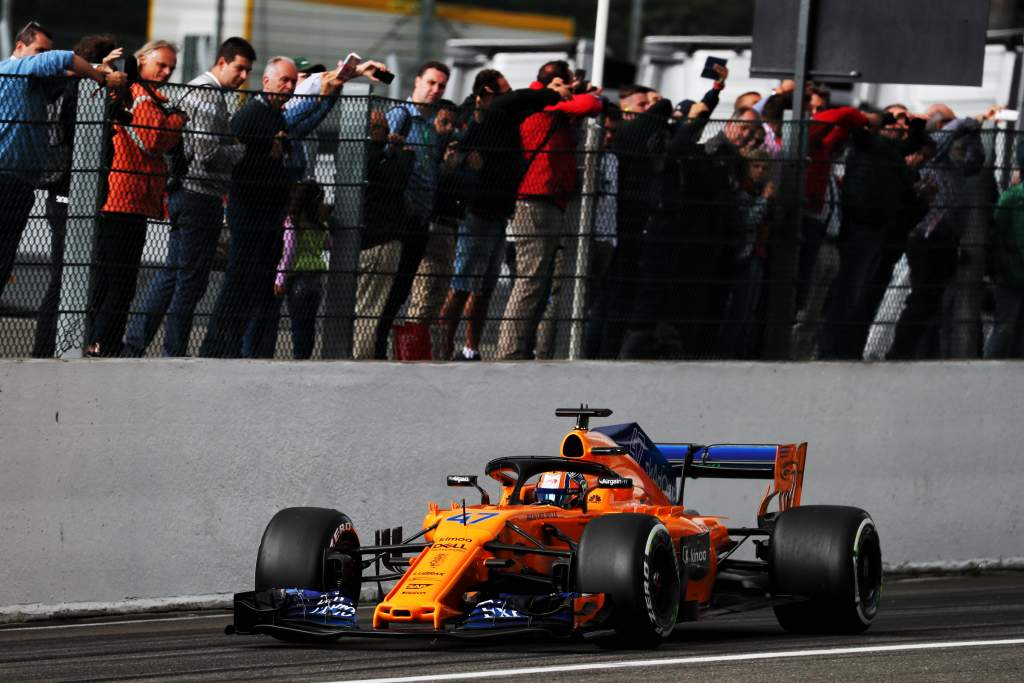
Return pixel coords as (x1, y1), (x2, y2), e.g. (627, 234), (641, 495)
(293, 57), (326, 85)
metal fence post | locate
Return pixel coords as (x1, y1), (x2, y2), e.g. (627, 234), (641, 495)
(55, 80), (107, 358)
(763, 0), (813, 360)
(568, 119), (602, 359)
(320, 86), (370, 359)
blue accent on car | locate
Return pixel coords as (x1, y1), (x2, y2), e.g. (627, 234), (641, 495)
(658, 443), (780, 471)
(592, 423), (677, 501)
(461, 593), (574, 630)
(278, 589), (358, 627)
(445, 511), (500, 525)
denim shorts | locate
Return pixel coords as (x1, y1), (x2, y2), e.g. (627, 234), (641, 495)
(451, 212), (507, 293)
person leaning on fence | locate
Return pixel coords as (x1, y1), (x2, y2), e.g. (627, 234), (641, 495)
(31, 34), (122, 358)
(887, 106), (988, 359)
(395, 98), (463, 360)
(818, 105), (932, 360)
(198, 56), (372, 358)
(495, 60), (603, 360)
(618, 83), (731, 360)
(362, 60), (450, 360)
(591, 83), (669, 358)
(717, 148), (774, 358)
(354, 110), (416, 355)
(985, 143), (1024, 359)
(0, 21), (126, 306)
(84, 40), (186, 357)
(121, 36), (256, 358)
(437, 69), (562, 361)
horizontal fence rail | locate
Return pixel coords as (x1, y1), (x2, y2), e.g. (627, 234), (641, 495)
(1, 74), (1022, 360)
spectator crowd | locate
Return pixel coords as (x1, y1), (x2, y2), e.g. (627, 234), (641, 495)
(2, 20), (1023, 361)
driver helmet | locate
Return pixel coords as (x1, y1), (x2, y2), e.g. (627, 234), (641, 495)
(536, 471), (586, 508)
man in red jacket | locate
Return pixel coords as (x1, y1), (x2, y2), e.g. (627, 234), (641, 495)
(496, 60), (603, 360)
(86, 40), (186, 356)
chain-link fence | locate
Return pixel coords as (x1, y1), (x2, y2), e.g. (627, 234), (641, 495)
(1, 73), (1022, 360)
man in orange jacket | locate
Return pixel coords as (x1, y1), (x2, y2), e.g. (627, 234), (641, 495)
(496, 60), (603, 360)
(86, 40), (186, 356)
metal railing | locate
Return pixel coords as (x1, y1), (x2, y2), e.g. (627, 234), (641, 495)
(1, 75), (1021, 360)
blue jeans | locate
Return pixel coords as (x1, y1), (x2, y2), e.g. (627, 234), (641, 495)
(123, 190), (224, 356)
(451, 213), (507, 293)
(199, 198), (285, 358)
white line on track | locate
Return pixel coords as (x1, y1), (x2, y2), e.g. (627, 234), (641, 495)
(327, 637), (1024, 683)
(0, 613), (231, 631)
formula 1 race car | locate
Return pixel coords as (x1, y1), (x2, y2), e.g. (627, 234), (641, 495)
(229, 407), (882, 647)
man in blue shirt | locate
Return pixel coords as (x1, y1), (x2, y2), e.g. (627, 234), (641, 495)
(0, 21), (125, 301)
(367, 60), (449, 358)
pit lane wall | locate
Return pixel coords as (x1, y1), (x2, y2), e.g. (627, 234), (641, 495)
(1, 359), (1021, 618)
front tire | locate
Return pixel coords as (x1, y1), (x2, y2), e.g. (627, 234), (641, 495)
(771, 505), (882, 634)
(254, 507), (361, 602)
(576, 513), (681, 648)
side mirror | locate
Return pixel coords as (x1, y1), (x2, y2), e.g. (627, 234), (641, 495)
(446, 474), (490, 505)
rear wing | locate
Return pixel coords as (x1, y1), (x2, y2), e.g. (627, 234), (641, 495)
(659, 442), (807, 518)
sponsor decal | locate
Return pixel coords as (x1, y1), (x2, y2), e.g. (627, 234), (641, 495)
(522, 511), (557, 521)
(682, 532), (711, 580)
(413, 570), (445, 578)
(447, 475), (472, 485)
(587, 493), (603, 503)
(446, 511), (499, 525)
(432, 541), (470, 552)
(330, 521), (354, 549)
(428, 553), (448, 569)
(597, 477), (632, 489)
(402, 583), (433, 591)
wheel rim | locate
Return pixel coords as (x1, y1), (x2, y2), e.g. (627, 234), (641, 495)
(646, 543), (679, 628)
(853, 522), (882, 621)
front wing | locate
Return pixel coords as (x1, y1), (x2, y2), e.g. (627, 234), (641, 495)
(228, 590), (582, 642)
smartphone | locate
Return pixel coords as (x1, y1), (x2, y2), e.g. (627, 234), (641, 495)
(700, 56), (727, 79)
(338, 52), (395, 85)
(995, 109), (1019, 123)
(338, 52), (360, 78)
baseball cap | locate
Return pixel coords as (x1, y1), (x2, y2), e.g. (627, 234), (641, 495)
(292, 56), (326, 74)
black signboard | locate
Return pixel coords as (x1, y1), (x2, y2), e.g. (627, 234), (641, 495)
(751, 0), (991, 85)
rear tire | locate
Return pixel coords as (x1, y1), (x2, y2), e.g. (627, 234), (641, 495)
(254, 507), (361, 602)
(576, 513), (681, 648)
(771, 505), (882, 634)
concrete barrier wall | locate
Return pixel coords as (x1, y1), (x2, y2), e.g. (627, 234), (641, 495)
(1, 359), (1022, 614)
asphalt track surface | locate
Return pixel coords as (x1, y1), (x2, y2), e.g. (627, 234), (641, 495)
(2, 574), (1022, 682)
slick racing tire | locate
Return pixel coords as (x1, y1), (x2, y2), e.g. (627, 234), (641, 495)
(255, 507), (361, 602)
(771, 505), (882, 634)
(576, 513), (681, 648)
